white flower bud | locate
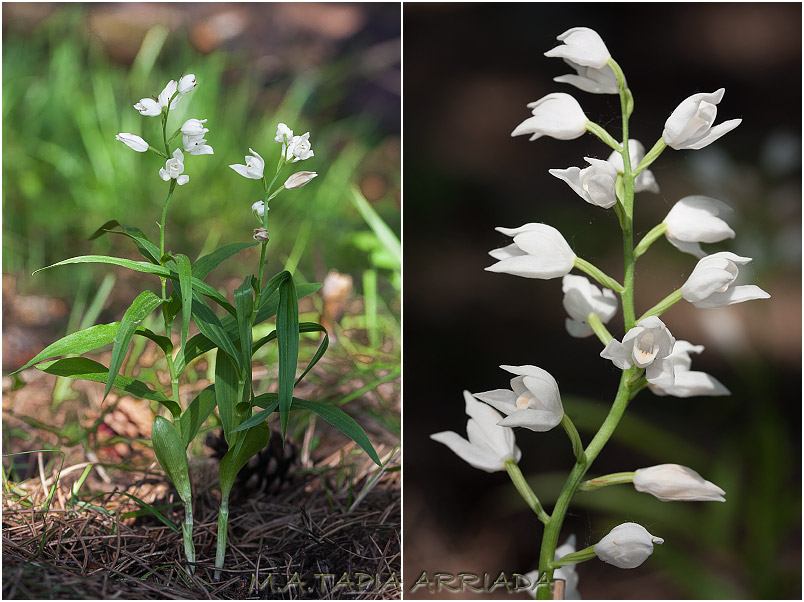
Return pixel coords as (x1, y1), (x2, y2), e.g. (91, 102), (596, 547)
(512, 93), (589, 142)
(178, 73), (197, 94)
(663, 196), (735, 258)
(633, 464), (726, 502)
(544, 27), (611, 69)
(594, 523), (663, 569)
(681, 252), (770, 308)
(284, 171), (318, 189)
(561, 274), (618, 338)
(663, 88), (741, 150)
(486, 223), (576, 279)
(115, 133), (149, 152)
(550, 157), (618, 209)
(180, 118), (208, 136)
(252, 201), (268, 217)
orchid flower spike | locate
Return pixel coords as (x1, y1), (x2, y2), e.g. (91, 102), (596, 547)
(430, 391), (521, 473)
(474, 365), (564, 432)
(600, 316), (676, 386)
(663, 88), (742, 150)
(550, 157), (618, 209)
(486, 223), (576, 279)
(681, 252), (770, 308)
(607, 140), (660, 193)
(633, 464), (726, 502)
(134, 79), (181, 116)
(594, 523), (663, 569)
(512, 93), (589, 141)
(229, 148), (265, 179)
(159, 148), (189, 185)
(562, 274), (618, 338)
(663, 196), (735, 258)
(650, 340), (730, 398)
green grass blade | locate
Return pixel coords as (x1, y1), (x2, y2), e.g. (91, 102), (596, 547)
(105, 290), (163, 401)
(350, 186), (401, 269)
(117, 492), (179, 532)
(35, 357), (180, 417)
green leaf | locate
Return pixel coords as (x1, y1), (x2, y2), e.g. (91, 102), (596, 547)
(173, 253), (193, 360)
(277, 274), (299, 437)
(294, 323), (328, 386)
(135, 327), (173, 357)
(105, 290), (163, 401)
(248, 395), (380, 465)
(293, 399), (380, 466)
(191, 294), (242, 367)
(254, 282), (321, 326)
(152, 416), (192, 504)
(350, 186), (401, 269)
(179, 386), (217, 449)
(13, 322), (120, 374)
(215, 349), (242, 446)
(233, 276), (254, 359)
(35, 358), (180, 417)
(33, 254), (171, 278)
(117, 491), (179, 532)
(88, 220), (161, 264)
(193, 242), (258, 280)
(219, 423), (271, 498)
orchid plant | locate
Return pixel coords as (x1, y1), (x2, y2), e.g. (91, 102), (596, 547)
(14, 74), (380, 577)
(431, 27), (769, 599)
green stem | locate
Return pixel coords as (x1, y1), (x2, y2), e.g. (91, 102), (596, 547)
(573, 257), (624, 294)
(561, 414), (586, 464)
(585, 121), (622, 152)
(504, 459), (550, 525)
(637, 289), (683, 322)
(634, 138), (668, 176)
(634, 223), (669, 259)
(577, 471), (636, 492)
(586, 312), (613, 346)
(214, 494), (230, 580)
(182, 499), (196, 574)
(550, 545), (597, 568)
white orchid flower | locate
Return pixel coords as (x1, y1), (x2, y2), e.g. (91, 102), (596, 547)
(159, 148), (189, 185)
(526, 535), (582, 599)
(633, 464), (726, 502)
(607, 140), (660, 193)
(115, 133), (149, 152)
(430, 391), (521, 473)
(594, 523), (663, 569)
(554, 60), (619, 95)
(512, 93), (589, 141)
(284, 171), (318, 189)
(650, 340), (730, 398)
(474, 365), (564, 432)
(134, 79), (181, 116)
(663, 195), (735, 257)
(663, 88), (742, 150)
(600, 316), (676, 386)
(681, 252), (770, 308)
(180, 118), (208, 137)
(229, 148), (265, 179)
(177, 73), (197, 94)
(252, 201), (268, 217)
(287, 132), (314, 162)
(486, 223), (576, 279)
(562, 274), (618, 338)
(550, 157), (618, 208)
(544, 27), (611, 69)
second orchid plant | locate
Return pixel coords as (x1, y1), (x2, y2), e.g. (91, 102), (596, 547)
(17, 74), (380, 577)
(431, 27), (769, 598)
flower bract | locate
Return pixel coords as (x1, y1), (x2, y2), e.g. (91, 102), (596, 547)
(550, 157), (618, 209)
(600, 316), (676, 386)
(594, 523), (663, 569)
(681, 252), (770, 308)
(229, 148), (265, 179)
(474, 365), (564, 432)
(663, 195), (735, 257)
(663, 88), (741, 150)
(512, 93), (589, 141)
(633, 464), (726, 502)
(562, 274), (618, 338)
(430, 391), (521, 473)
(486, 223), (576, 279)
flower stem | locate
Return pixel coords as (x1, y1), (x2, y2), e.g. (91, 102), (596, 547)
(586, 312), (613, 346)
(181, 499), (196, 574)
(561, 414), (586, 464)
(634, 223), (669, 259)
(504, 459), (550, 525)
(550, 545), (597, 568)
(577, 471), (636, 492)
(634, 138), (668, 175)
(214, 494), (230, 580)
(573, 257), (623, 294)
(585, 121), (622, 152)
(637, 288), (683, 322)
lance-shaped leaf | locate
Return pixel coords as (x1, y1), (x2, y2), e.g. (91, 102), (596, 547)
(88, 220), (161, 264)
(14, 322), (121, 374)
(193, 242), (259, 280)
(173, 254), (193, 359)
(252, 322), (329, 386)
(219, 423), (271, 499)
(191, 294), (242, 367)
(179, 386), (217, 449)
(277, 274), (299, 437)
(152, 416), (192, 504)
(234, 276), (254, 359)
(106, 290), (164, 401)
(35, 358), (180, 417)
(215, 349), (243, 446)
(246, 395), (380, 466)
(255, 281), (321, 326)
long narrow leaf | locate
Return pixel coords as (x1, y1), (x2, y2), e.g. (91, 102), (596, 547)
(254, 282), (321, 326)
(106, 290), (163, 401)
(233, 276), (254, 359)
(33, 255), (170, 278)
(13, 322), (121, 374)
(88, 220), (161, 264)
(219, 423), (270, 498)
(179, 386), (217, 449)
(35, 358), (180, 417)
(277, 274), (299, 437)
(214, 349), (242, 446)
(173, 254), (193, 359)
(193, 242), (258, 280)
(191, 294), (242, 367)
(350, 186), (401, 268)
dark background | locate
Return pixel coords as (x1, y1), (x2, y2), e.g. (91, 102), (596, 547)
(402, 3), (801, 599)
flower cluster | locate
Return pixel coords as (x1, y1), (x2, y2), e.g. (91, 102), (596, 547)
(116, 73), (212, 186)
(432, 25), (769, 598)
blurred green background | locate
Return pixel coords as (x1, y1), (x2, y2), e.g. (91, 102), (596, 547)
(403, 3), (801, 600)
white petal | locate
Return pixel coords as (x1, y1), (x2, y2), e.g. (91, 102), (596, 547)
(497, 408), (562, 432)
(600, 340), (631, 369)
(177, 174), (189, 185)
(473, 389), (519, 415)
